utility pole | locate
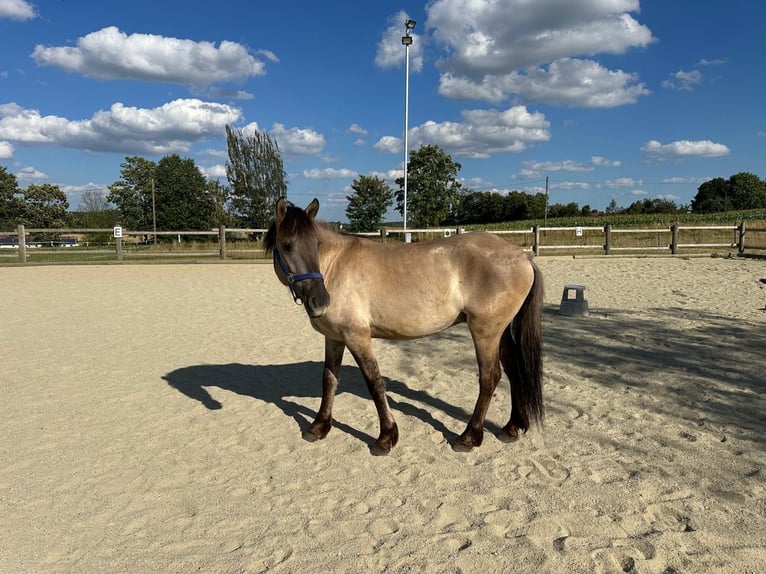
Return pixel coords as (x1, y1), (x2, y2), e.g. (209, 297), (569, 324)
(544, 176), (549, 227)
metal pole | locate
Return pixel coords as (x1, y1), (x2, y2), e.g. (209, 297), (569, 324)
(403, 38), (410, 231)
(401, 20), (415, 234)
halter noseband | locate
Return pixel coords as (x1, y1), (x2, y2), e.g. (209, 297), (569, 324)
(273, 247), (324, 305)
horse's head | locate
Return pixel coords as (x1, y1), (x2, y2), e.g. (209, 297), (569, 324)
(265, 198), (331, 318)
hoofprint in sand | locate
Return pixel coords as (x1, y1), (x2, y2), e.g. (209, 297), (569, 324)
(1, 257), (764, 573)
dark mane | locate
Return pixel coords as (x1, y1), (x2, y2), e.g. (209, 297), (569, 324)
(263, 201), (319, 255)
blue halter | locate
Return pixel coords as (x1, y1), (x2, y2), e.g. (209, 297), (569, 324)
(273, 247), (324, 305)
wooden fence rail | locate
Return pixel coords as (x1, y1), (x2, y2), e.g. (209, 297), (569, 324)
(1, 221), (762, 264)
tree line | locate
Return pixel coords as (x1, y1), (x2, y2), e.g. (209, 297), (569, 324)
(2, 129), (765, 234)
(344, 145), (766, 231)
(0, 125), (286, 233)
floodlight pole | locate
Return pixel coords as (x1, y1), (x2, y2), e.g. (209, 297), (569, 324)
(402, 19), (416, 232)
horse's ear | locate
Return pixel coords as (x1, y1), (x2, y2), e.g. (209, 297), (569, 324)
(275, 197), (287, 223)
(306, 198), (320, 220)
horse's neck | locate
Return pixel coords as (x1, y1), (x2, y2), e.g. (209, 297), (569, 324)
(316, 223), (348, 273)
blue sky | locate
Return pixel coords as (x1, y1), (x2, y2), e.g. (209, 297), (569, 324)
(1, 0), (765, 223)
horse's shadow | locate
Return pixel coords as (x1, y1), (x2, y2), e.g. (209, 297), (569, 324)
(163, 362), (484, 448)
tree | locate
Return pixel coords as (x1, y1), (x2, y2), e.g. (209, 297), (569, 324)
(605, 198), (621, 215)
(395, 144), (462, 227)
(526, 192), (548, 219)
(625, 198), (678, 215)
(505, 191), (530, 221)
(225, 124), (288, 227)
(107, 156), (157, 228)
(345, 175), (393, 232)
(154, 154), (215, 230)
(206, 178), (232, 227)
(548, 202), (580, 218)
(691, 173), (766, 213)
(80, 188), (111, 213)
(19, 183), (71, 228)
(728, 172), (766, 210)
(0, 166), (22, 231)
(76, 187), (118, 230)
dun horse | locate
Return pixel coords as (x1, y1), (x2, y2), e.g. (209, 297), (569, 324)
(264, 198), (544, 455)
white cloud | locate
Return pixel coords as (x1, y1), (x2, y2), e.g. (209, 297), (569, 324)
(601, 177), (642, 188)
(374, 105), (550, 158)
(0, 0), (36, 20)
(375, 10), (424, 73)
(552, 181), (591, 190)
(463, 176), (493, 188)
(661, 69), (702, 91)
(641, 139), (730, 158)
(348, 124), (368, 136)
(270, 123), (325, 156)
(521, 159), (594, 178)
(200, 164), (227, 178)
(303, 168), (358, 179)
(32, 26), (269, 87)
(591, 155), (621, 167)
(429, 0), (653, 74)
(440, 58), (649, 107)
(373, 135), (402, 154)
(427, 0), (654, 107)
(370, 169), (403, 182)
(0, 99), (242, 154)
(662, 176), (710, 185)
(0, 140), (12, 158)
(520, 157), (622, 178)
(16, 166), (47, 181)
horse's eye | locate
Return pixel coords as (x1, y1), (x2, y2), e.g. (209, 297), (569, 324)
(282, 243), (293, 253)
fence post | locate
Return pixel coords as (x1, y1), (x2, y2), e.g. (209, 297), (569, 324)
(670, 224), (678, 255)
(17, 224), (26, 263)
(604, 224), (611, 255)
(115, 236), (123, 261)
(379, 226), (387, 242)
(219, 225), (227, 260)
(738, 220), (746, 254)
(533, 225), (540, 256)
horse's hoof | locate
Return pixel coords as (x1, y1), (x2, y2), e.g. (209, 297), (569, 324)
(302, 431), (320, 442)
(370, 442), (392, 456)
(451, 441), (474, 453)
(496, 428), (520, 443)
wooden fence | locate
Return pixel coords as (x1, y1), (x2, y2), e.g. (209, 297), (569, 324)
(1, 221), (763, 264)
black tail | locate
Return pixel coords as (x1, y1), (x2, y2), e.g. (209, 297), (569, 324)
(500, 259), (544, 432)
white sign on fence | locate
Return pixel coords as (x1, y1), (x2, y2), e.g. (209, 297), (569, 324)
(113, 226), (123, 238)
(575, 226), (583, 237)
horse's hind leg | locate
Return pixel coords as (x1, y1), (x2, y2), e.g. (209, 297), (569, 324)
(347, 337), (398, 456)
(455, 331), (502, 452)
(498, 328), (528, 442)
(304, 338), (345, 442)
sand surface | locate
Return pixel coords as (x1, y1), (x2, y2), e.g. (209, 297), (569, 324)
(1, 256), (765, 573)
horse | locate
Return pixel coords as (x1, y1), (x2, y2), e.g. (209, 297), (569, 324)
(264, 198), (544, 455)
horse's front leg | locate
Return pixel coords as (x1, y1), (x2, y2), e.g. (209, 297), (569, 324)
(303, 338), (345, 442)
(347, 337), (398, 455)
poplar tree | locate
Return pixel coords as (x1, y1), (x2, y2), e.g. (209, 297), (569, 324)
(225, 125), (288, 227)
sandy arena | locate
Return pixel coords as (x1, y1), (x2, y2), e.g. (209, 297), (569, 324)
(1, 257), (765, 573)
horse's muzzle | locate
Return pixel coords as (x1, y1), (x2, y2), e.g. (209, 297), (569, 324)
(305, 293), (330, 318)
